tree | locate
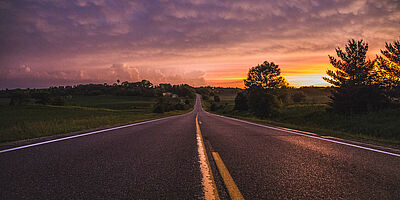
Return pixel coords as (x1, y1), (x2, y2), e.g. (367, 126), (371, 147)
(247, 86), (280, 118)
(9, 92), (30, 105)
(375, 39), (400, 88)
(214, 95), (220, 102)
(323, 39), (387, 113)
(234, 92), (248, 111)
(323, 39), (374, 87)
(244, 61), (288, 89)
(381, 39), (400, 65)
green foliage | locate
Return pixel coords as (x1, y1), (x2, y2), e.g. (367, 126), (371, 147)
(323, 39), (392, 113)
(210, 103), (217, 111)
(52, 96), (66, 106)
(9, 92), (30, 105)
(0, 96), (189, 143)
(204, 88), (400, 145)
(234, 92), (248, 111)
(373, 39), (400, 102)
(330, 86), (389, 113)
(292, 91), (306, 103)
(247, 87), (280, 118)
(152, 96), (191, 113)
(244, 61), (288, 89)
(381, 39), (400, 65)
(195, 87), (212, 100)
(323, 39), (374, 87)
(273, 88), (290, 105)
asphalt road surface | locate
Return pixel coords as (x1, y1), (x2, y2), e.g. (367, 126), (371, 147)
(1, 95), (400, 199)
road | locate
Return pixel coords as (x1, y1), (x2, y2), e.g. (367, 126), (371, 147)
(1, 94), (400, 199)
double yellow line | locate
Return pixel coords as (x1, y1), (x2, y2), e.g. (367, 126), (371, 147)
(196, 114), (244, 200)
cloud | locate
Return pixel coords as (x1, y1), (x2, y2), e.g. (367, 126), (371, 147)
(0, 0), (399, 88)
(0, 63), (206, 89)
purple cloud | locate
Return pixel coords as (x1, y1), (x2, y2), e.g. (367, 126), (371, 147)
(0, 0), (399, 88)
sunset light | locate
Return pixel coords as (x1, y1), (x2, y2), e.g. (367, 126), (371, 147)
(0, 0), (399, 89)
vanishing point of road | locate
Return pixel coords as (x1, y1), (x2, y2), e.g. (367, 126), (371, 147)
(1, 94), (400, 199)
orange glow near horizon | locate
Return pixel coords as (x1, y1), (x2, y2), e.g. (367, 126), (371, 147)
(1, 1), (399, 89)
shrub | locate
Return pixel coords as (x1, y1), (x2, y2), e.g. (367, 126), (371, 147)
(292, 91), (306, 103)
(234, 92), (248, 111)
(9, 92), (30, 106)
(210, 103), (217, 111)
(247, 87), (280, 118)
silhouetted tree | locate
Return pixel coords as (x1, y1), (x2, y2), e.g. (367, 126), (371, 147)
(374, 39), (400, 89)
(244, 61), (288, 89)
(323, 39), (388, 113)
(323, 39), (374, 87)
(234, 92), (248, 111)
(247, 86), (280, 118)
(214, 95), (220, 102)
(9, 92), (30, 105)
(242, 61), (286, 117)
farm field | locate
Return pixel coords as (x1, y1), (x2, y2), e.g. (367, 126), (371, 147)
(0, 95), (192, 143)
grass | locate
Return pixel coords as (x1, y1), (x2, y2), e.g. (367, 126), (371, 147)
(205, 88), (400, 147)
(0, 95), (192, 143)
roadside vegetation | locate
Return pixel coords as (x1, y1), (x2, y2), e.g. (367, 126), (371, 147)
(0, 81), (195, 143)
(202, 39), (400, 146)
(2, 39), (399, 147)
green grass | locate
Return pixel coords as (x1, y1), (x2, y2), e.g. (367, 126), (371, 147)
(0, 96), (192, 143)
(204, 89), (400, 147)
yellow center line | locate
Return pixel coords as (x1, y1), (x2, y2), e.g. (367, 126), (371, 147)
(196, 114), (220, 200)
(212, 152), (245, 200)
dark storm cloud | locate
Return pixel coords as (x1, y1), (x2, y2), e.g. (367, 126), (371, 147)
(0, 0), (399, 88)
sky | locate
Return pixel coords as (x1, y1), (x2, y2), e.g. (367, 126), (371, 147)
(0, 0), (399, 89)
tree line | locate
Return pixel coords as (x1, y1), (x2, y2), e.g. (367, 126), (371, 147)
(234, 39), (400, 116)
(2, 80), (196, 108)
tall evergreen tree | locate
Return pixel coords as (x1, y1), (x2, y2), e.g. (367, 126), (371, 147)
(323, 39), (374, 87)
(375, 39), (400, 87)
(323, 39), (387, 113)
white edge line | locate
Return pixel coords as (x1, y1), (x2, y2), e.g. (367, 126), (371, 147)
(0, 111), (194, 154)
(208, 112), (400, 158)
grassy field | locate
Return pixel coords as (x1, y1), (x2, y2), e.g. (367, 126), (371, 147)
(205, 88), (400, 147)
(0, 96), (192, 143)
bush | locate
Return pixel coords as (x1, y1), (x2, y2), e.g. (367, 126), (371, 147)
(292, 91), (306, 103)
(9, 92), (30, 106)
(174, 103), (186, 110)
(152, 97), (190, 113)
(52, 96), (66, 106)
(32, 92), (51, 105)
(153, 105), (165, 113)
(210, 103), (217, 111)
(234, 92), (248, 111)
(247, 87), (280, 118)
(330, 86), (389, 113)
(214, 95), (220, 102)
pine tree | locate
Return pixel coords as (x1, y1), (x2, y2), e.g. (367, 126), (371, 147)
(323, 39), (387, 113)
(323, 39), (374, 87)
(376, 39), (400, 87)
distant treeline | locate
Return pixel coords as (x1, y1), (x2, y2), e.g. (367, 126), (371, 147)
(0, 80), (196, 107)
